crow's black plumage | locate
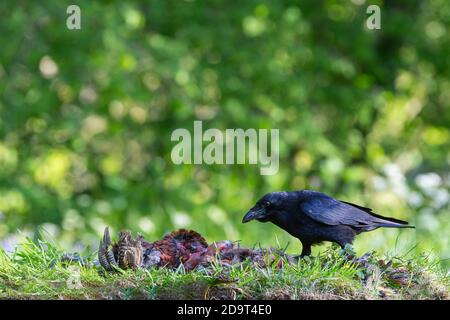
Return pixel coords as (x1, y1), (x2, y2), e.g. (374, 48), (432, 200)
(242, 190), (414, 257)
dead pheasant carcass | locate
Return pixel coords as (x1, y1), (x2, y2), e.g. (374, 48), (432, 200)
(98, 227), (296, 271)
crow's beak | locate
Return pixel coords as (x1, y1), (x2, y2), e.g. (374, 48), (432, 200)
(242, 208), (264, 223)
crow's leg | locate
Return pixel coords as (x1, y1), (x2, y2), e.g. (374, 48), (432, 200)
(335, 227), (356, 250)
(300, 242), (312, 257)
(292, 242), (312, 259)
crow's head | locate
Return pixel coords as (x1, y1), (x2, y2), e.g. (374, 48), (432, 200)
(242, 191), (289, 223)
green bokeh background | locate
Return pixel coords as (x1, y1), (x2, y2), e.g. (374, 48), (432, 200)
(0, 1), (448, 268)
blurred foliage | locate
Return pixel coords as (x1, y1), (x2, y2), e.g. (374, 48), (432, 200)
(0, 0), (449, 267)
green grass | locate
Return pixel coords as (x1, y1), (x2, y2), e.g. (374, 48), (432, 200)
(0, 239), (448, 300)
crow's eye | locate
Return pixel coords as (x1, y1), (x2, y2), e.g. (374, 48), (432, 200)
(265, 201), (271, 207)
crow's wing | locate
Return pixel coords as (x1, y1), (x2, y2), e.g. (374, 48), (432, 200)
(300, 195), (408, 229)
(300, 196), (371, 227)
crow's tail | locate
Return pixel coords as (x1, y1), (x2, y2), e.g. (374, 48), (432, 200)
(373, 216), (415, 229)
(340, 200), (415, 229)
(376, 221), (415, 229)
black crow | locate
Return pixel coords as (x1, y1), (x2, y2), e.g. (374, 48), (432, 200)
(242, 190), (414, 257)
